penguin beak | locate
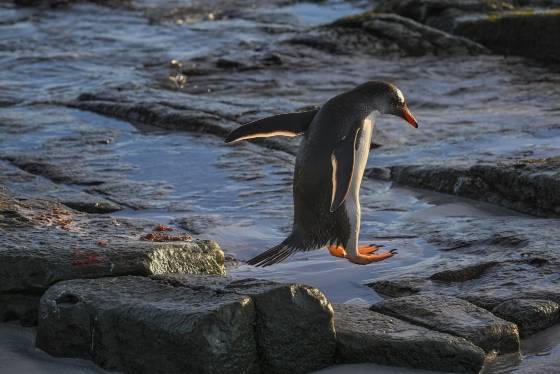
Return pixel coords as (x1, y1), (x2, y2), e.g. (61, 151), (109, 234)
(401, 106), (418, 128)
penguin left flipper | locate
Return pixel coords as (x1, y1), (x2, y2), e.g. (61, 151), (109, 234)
(225, 109), (318, 143)
(329, 127), (361, 212)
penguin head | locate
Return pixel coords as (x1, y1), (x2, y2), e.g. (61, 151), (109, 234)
(354, 81), (418, 128)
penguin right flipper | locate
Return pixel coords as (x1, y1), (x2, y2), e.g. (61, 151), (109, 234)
(329, 127), (361, 212)
(225, 109), (318, 143)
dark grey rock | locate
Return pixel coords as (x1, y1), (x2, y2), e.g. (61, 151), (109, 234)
(0, 190), (225, 324)
(333, 304), (486, 373)
(368, 257), (560, 313)
(492, 299), (560, 337)
(5, 156), (105, 186)
(173, 214), (220, 235)
(367, 157), (560, 217)
(71, 93), (238, 139)
(62, 199), (122, 214)
(378, 0), (560, 62)
(289, 12), (487, 57)
(0, 293), (40, 326)
(37, 275), (336, 374)
(69, 92), (301, 156)
(153, 275), (337, 374)
(455, 10), (560, 63)
(371, 294), (520, 353)
(36, 276), (259, 374)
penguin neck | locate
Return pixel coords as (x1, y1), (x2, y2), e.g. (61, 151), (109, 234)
(364, 110), (379, 128)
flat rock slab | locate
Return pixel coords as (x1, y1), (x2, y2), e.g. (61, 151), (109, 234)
(492, 299), (560, 337)
(371, 294), (520, 353)
(290, 11), (486, 57)
(333, 304), (485, 373)
(0, 190), (225, 324)
(368, 157), (560, 217)
(378, 0), (560, 62)
(37, 275), (336, 374)
(454, 9), (560, 63)
(368, 257), (560, 313)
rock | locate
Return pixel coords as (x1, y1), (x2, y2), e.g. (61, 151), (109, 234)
(333, 304), (485, 373)
(36, 276), (259, 374)
(0, 158), (122, 214)
(14, 0), (132, 8)
(492, 299), (560, 337)
(173, 214), (220, 235)
(4, 156), (104, 186)
(377, 0), (560, 62)
(430, 261), (499, 282)
(37, 275), (336, 374)
(371, 294), (520, 353)
(368, 257), (560, 316)
(71, 92), (239, 139)
(455, 9), (560, 63)
(0, 189), (225, 324)
(367, 157), (560, 217)
(289, 12), (486, 57)
(69, 92), (302, 156)
(62, 199), (122, 214)
(0, 293), (40, 327)
(153, 275), (337, 374)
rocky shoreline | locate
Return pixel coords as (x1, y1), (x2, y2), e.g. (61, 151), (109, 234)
(1, 0), (560, 373)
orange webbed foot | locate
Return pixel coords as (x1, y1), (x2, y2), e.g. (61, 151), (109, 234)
(348, 249), (397, 265)
(358, 244), (384, 255)
(328, 244), (347, 258)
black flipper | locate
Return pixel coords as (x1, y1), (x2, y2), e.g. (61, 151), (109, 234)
(329, 127), (361, 212)
(225, 109), (318, 143)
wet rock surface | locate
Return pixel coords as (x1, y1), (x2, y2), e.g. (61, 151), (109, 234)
(291, 11), (487, 56)
(368, 156), (560, 217)
(454, 9), (560, 62)
(371, 294), (520, 353)
(37, 275), (336, 374)
(492, 299), (560, 337)
(378, 0), (560, 62)
(156, 275), (337, 374)
(333, 304), (486, 373)
(0, 188), (225, 324)
(37, 276), (259, 374)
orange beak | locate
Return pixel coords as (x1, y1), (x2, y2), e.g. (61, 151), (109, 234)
(402, 106), (418, 128)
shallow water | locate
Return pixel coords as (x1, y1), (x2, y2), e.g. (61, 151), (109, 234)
(1, 0), (559, 373)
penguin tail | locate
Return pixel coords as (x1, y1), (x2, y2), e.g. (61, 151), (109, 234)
(246, 237), (299, 267)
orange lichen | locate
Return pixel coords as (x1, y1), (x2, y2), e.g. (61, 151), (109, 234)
(37, 207), (75, 231)
(71, 249), (101, 267)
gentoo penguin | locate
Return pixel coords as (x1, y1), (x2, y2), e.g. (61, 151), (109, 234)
(225, 81), (418, 266)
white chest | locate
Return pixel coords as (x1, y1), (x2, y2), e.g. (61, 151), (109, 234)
(348, 112), (376, 197)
